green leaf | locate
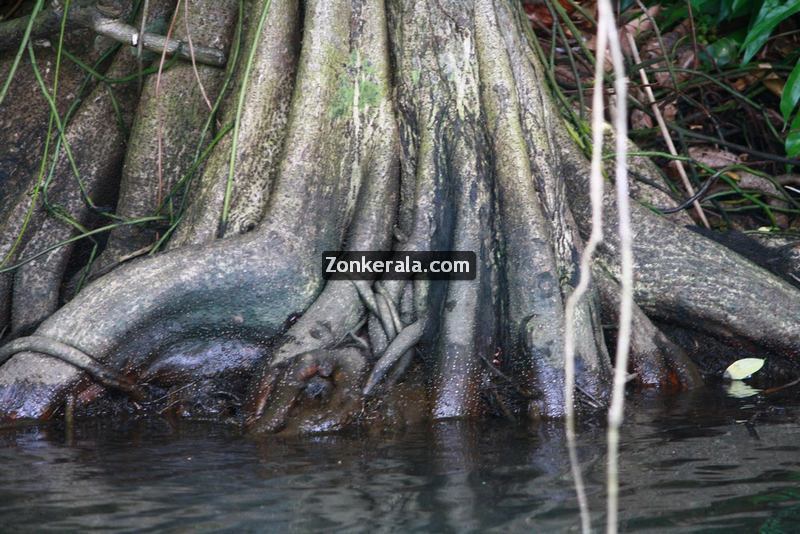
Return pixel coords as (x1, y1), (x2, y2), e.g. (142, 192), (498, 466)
(781, 59), (800, 121)
(659, 5), (689, 29)
(731, 0), (759, 19)
(718, 0), (735, 21)
(742, 0), (800, 64)
(786, 111), (800, 158)
(786, 131), (800, 158)
(723, 358), (765, 380)
(690, 0), (720, 14)
(703, 36), (742, 67)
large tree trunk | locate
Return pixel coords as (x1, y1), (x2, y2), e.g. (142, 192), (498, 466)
(0, 0), (797, 432)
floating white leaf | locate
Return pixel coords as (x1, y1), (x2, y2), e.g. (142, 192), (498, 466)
(723, 358), (765, 380)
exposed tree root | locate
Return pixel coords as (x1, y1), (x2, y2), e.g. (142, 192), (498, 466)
(9, 52), (139, 334)
(244, 0), (399, 427)
(88, 0), (237, 277)
(169, 0), (302, 246)
(0, 0), (394, 423)
(0, 0), (798, 433)
(482, 0), (614, 417)
(245, 347), (367, 434)
(364, 318), (424, 395)
(2, 0), (175, 335)
(594, 267), (702, 389)
(0, 26), (104, 331)
(0, 335), (144, 398)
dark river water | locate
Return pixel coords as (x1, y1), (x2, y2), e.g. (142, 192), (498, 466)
(1, 387), (799, 532)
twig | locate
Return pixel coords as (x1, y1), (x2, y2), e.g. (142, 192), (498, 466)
(655, 168), (726, 213)
(626, 32), (710, 228)
(94, 15), (226, 67)
(0, 1), (226, 67)
(184, 0), (213, 111)
(763, 376), (800, 395)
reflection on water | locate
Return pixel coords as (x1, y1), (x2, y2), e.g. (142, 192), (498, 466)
(725, 380), (762, 399)
(1, 388), (799, 532)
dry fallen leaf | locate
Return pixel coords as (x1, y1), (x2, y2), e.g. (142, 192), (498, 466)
(662, 102), (678, 122)
(631, 109), (654, 130)
(762, 72), (784, 99)
(554, 64), (577, 87)
(523, 0), (575, 29)
(688, 146), (741, 168)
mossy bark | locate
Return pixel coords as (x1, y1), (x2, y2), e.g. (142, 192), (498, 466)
(89, 0), (238, 276)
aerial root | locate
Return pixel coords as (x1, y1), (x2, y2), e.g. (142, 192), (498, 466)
(375, 283), (404, 333)
(353, 280), (398, 340)
(0, 336), (146, 400)
(351, 279), (423, 394)
(363, 319), (425, 396)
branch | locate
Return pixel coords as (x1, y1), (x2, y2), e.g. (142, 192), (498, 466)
(0, 0), (226, 67)
(626, 32), (710, 228)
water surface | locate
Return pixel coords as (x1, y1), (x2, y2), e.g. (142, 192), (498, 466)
(1, 388), (799, 532)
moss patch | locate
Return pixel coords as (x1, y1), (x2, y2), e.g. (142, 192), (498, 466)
(330, 51), (382, 119)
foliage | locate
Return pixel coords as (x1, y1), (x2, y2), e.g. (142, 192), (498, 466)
(679, 0), (800, 157)
(527, 0), (800, 232)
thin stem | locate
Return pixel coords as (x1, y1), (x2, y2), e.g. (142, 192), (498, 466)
(184, 0), (213, 111)
(563, 0), (610, 530)
(0, 217), (165, 274)
(28, 42), (109, 216)
(0, 0), (64, 268)
(155, 0), (182, 210)
(626, 32), (709, 228)
(221, 0), (273, 234)
(0, 0), (44, 106)
(152, 0), (245, 253)
(603, 0), (633, 531)
(61, 48), (179, 83)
